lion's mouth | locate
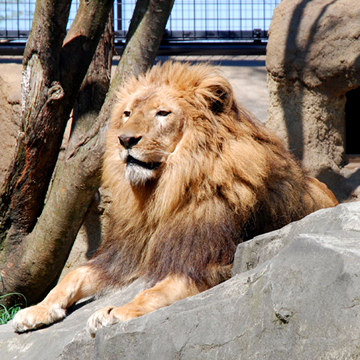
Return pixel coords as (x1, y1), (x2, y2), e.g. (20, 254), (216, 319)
(126, 155), (161, 170)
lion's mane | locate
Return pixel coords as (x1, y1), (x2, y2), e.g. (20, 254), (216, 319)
(89, 62), (337, 289)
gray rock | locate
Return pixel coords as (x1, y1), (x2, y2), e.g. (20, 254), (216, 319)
(1, 201), (360, 359)
(0, 280), (147, 360)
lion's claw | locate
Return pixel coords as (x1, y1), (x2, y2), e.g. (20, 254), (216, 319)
(86, 305), (116, 337)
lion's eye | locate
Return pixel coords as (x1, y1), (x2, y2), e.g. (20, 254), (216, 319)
(124, 111), (131, 117)
(156, 110), (171, 117)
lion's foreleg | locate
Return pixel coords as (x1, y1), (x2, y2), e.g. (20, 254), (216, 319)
(87, 275), (200, 336)
(13, 265), (101, 333)
(111, 275), (200, 319)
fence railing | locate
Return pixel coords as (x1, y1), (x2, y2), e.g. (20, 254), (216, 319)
(1, 0), (280, 43)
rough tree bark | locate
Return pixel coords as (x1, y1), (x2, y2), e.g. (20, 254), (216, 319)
(0, 0), (114, 306)
(25, 10), (115, 302)
(0, 0), (175, 307)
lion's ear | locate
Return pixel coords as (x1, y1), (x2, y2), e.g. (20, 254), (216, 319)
(195, 78), (233, 115)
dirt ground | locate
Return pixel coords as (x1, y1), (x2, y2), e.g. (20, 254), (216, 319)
(0, 59), (22, 186)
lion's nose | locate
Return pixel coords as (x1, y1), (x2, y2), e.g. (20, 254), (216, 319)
(118, 135), (142, 149)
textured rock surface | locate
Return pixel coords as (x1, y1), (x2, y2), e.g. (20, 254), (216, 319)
(266, 0), (360, 201)
(266, 0), (360, 92)
(0, 280), (148, 360)
(1, 201), (360, 359)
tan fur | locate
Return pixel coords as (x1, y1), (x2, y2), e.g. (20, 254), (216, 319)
(86, 275), (199, 337)
(13, 62), (338, 336)
(13, 266), (99, 332)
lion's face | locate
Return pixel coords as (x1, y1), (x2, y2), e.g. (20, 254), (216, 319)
(114, 88), (185, 186)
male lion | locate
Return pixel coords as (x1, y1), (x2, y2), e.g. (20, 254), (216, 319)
(13, 62), (338, 336)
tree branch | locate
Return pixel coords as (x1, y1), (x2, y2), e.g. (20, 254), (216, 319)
(0, 0), (113, 239)
(0, 0), (114, 304)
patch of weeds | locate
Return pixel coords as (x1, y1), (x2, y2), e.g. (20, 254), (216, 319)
(0, 293), (27, 325)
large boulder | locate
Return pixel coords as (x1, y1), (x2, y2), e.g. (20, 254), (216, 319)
(266, 0), (360, 201)
(1, 201), (360, 359)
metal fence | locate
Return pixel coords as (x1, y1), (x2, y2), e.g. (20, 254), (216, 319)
(0, 0), (280, 43)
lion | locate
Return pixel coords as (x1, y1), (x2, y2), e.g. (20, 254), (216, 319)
(13, 61), (338, 336)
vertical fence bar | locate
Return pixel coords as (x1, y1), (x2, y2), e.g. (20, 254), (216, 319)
(17, 0), (19, 38)
(117, 1), (122, 32)
(205, 0), (207, 40)
(227, 0), (230, 39)
(181, 0), (184, 40)
(193, 0), (195, 40)
(4, 0), (7, 38)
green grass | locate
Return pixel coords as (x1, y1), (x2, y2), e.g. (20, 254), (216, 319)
(0, 293), (27, 325)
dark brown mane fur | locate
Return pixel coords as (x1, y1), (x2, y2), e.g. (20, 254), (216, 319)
(89, 61), (338, 290)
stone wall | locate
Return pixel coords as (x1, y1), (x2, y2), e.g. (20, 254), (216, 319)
(266, 0), (360, 201)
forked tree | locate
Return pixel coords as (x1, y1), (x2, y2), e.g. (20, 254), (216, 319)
(0, 0), (175, 307)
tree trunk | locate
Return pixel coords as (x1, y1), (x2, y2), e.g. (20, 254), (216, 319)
(0, 0), (175, 307)
(25, 9), (115, 303)
(0, 0), (114, 305)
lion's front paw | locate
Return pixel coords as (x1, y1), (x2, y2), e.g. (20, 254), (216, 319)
(13, 303), (66, 333)
(86, 305), (143, 337)
(87, 306), (116, 337)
